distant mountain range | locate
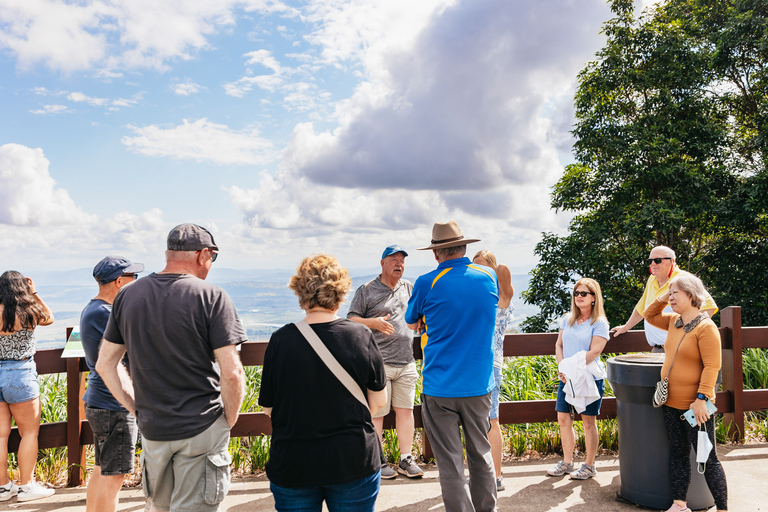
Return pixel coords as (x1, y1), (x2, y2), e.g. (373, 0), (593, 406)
(30, 266), (537, 349)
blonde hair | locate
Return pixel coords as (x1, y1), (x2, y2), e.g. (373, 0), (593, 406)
(472, 249), (497, 269)
(289, 254), (352, 311)
(568, 277), (607, 327)
(669, 273), (708, 309)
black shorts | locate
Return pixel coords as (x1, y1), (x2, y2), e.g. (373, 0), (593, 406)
(85, 405), (138, 476)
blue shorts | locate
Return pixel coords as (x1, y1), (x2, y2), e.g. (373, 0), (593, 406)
(555, 379), (604, 416)
(0, 358), (40, 404)
(490, 366), (502, 420)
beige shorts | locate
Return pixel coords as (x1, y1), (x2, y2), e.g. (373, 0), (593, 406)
(373, 361), (418, 418)
(141, 414), (231, 512)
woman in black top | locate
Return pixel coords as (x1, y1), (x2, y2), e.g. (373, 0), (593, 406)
(0, 271), (55, 502)
(259, 254), (387, 512)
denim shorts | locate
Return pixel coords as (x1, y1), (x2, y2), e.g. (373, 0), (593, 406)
(0, 358), (40, 404)
(555, 379), (605, 416)
(85, 405), (138, 475)
(270, 469), (380, 512)
(490, 366), (502, 420)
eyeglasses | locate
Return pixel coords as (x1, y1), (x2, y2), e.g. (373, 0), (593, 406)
(573, 291), (595, 297)
(121, 274), (137, 280)
(648, 257), (672, 264)
(197, 248), (218, 262)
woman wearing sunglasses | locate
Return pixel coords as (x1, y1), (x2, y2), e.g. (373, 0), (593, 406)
(547, 278), (609, 480)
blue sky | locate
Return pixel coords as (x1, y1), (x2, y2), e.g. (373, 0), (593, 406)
(1, 0), (651, 275)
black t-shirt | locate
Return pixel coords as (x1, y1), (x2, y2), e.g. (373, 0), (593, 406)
(259, 318), (386, 487)
(103, 273), (247, 441)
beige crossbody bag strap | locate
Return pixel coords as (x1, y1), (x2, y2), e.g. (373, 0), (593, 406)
(294, 320), (370, 413)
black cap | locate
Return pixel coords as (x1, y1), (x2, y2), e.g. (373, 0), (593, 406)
(167, 223), (219, 251)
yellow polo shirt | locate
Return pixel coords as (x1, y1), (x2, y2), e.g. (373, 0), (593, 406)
(635, 267), (718, 346)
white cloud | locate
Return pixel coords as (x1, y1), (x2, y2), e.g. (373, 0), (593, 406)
(272, 1), (610, 195)
(226, 0), (606, 265)
(0, 143), (172, 268)
(68, 91), (109, 106)
(0, 0), (292, 73)
(29, 104), (71, 114)
(171, 79), (205, 96)
(0, 143), (95, 226)
(122, 118), (278, 165)
(66, 91), (139, 110)
(224, 49), (289, 97)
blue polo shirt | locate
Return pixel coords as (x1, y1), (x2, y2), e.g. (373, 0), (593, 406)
(405, 257), (498, 397)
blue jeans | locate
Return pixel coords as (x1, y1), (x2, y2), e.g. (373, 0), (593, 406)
(270, 470), (380, 512)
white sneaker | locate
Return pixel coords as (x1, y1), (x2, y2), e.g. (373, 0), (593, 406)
(17, 482), (54, 502)
(0, 482), (18, 501)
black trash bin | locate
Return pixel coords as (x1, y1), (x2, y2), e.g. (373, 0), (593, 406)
(607, 354), (714, 510)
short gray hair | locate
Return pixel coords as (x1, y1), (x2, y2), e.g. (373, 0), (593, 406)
(434, 245), (466, 259)
(165, 250), (198, 262)
(653, 245), (676, 260)
(669, 273), (708, 309)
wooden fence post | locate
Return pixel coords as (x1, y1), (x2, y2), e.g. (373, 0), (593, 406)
(720, 306), (744, 442)
(65, 327), (86, 486)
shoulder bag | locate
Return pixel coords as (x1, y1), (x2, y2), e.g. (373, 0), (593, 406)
(294, 320), (370, 414)
(652, 331), (688, 408)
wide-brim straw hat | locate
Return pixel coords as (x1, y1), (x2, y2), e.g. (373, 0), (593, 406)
(417, 220), (481, 250)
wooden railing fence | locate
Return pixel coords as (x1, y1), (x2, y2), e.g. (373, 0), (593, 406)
(9, 306), (767, 487)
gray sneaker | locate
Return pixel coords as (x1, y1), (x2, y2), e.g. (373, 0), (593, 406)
(380, 464), (397, 480)
(496, 476), (505, 491)
(397, 455), (424, 478)
(569, 463), (597, 480)
(546, 461), (574, 476)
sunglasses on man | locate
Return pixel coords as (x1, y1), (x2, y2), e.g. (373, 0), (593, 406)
(196, 248), (218, 262)
(647, 257), (672, 264)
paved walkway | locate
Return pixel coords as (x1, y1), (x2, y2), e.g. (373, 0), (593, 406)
(3, 443), (765, 511)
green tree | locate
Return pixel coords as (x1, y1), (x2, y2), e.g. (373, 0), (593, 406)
(523, 0), (768, 331)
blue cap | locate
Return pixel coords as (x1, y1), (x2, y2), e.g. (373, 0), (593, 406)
(93, 256), (145, 285)
(381, 245), (408, 259)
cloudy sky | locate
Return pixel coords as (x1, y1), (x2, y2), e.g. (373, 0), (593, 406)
(1, 0), (640, 275)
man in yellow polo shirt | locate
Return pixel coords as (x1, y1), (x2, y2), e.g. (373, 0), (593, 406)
(611, 245), (717, 351)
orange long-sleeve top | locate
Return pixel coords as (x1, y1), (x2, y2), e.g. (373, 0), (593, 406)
(644, 299), (721, 410)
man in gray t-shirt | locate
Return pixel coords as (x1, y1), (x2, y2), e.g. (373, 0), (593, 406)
(348, 245), (423, 479)
(97, 224), (246, 512)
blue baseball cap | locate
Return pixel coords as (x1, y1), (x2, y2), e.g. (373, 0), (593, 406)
(93, 256), (145, 285)
(381, 245), (408, 259)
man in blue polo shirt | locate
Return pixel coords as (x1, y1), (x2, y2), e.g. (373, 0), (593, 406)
(405, 220), (498, 512)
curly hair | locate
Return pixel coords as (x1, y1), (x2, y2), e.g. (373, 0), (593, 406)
(289, 254), (352, 311)
(0, 271), (48, 332)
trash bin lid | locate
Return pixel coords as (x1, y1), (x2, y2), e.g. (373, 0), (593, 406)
(611, 353), (665, 365)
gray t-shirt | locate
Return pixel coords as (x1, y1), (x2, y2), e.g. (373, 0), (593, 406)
(103, 273), (247, 441)
(347, 276), (414, 366)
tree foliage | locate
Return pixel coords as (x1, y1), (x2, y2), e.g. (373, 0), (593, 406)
(523, 0), (768, 331)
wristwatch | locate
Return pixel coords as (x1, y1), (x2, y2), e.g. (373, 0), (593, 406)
(696, 393), (707, 401)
